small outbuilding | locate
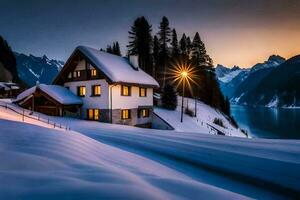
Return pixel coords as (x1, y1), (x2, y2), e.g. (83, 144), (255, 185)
(14, 84), (83, 117)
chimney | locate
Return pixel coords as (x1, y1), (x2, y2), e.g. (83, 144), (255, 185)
(129, 55), (139, 70)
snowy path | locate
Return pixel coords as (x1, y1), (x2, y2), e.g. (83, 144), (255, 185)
(0, 104), (300, 199)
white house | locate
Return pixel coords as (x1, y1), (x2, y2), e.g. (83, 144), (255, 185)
(51, 46), (159, 127)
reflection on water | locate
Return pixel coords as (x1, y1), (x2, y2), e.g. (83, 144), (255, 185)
(230, 105), (300, 139)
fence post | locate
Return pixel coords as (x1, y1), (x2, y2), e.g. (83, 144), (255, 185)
(22, 109), (25, 122)
(54, 123), (55, 128)
(48, 118), (49, 124)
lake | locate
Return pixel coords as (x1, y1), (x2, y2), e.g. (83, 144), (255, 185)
(230, 105), (300, 139)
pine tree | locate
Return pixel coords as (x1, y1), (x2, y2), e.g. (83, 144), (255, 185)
(192, 32), (207, 66)
(152, 35), (160, 79)
(0, 35), (19, 83)
(112, 42), (121, 56)
(106, 45), (113, 54)
(158, 16), (171, 87)
(171, 29), (179, 58)
(186, 36), (192, 57)
(128, 16), (153, 75)
(179, 33), (187, 58)
(162, 84), (177, 110)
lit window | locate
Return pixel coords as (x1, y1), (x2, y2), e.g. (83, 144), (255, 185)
(139, 87), (147, 97)
(139, 108), (149, 118)
(121, 109), (130, 119)
(77, 71), (81, 77)
(121, 85), (131, 96)
(68, 73), (72, 79)
(92, 85), (101, 96)
(91, 69), (97, 77)
(77, 86), (86, 97)
(87, 109), (100, 120)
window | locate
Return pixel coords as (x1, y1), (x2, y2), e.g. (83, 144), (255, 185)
(73, 71), (81, 78)
(92, 85), (101, 96)
(77, 86), (86, 97)
(91, 69), (97, 77)
(139, 87), (147, 97)
(121, 85), (131, 96)
(87, 109), (100, 120)
(121, 109), (131, 119)
(68, 73), (72, 79)
(138, 108), (149, 118)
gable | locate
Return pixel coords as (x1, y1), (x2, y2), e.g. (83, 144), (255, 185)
(53, 50), (112, 85)
(54, 46), (159, 88)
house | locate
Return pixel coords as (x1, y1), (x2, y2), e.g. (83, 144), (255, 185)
(14, 84), (83, 116)
(54, 46), (159, 127)
(0, 82), (21, 98)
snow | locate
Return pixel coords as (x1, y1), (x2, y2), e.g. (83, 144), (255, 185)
(76, 46), (159, 87)
(266, 95), (279, 108)
(1, 100), (300, 199)
(154, 97), (245, 137)
(14, 84), (82, 105)
(0, 113), (247, 199)
(219, 69), (242, 83)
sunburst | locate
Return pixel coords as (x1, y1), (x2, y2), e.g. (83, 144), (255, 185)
(166, 59), (198, 95)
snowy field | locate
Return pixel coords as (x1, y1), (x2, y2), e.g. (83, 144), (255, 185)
(0, 101), (300, 199)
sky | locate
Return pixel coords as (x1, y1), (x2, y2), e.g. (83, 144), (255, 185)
(1, 0), (300, 67)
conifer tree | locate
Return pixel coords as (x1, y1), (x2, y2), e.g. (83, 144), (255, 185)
(171, 29), (179, 58)
(162, 84), (177, 110)
(0, 35), (19, 83)
(152, 35), (160, 79)
(128, 16), (153, 75)
(112, 42), (121, 56)
(186, 36), (192, 57)
(106, 45), (113, 54)
(158, 16), (171, 87)
(179, 33), (187, 58)
(192, 32), (207, 66)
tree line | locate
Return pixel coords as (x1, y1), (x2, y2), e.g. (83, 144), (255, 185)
(125, 16), (230, 116)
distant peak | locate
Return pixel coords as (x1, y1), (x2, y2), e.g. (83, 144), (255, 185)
(42, 55), (48, 60)
(268, 55), (285, 62)
(231, 65), (240, 71)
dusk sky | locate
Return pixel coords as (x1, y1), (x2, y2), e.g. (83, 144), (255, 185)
(1, 0), (300, 67)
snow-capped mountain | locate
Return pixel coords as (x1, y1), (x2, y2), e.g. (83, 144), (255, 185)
(216, 55), (286, 100)
(216, 65), (249, 98)
(15, 52), (64, 87)
(250, 55), (285, 72)
(234, 55), (300, 108)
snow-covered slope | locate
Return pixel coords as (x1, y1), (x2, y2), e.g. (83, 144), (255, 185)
(0, 102), (299, 199)
(154, 97), (245, 137)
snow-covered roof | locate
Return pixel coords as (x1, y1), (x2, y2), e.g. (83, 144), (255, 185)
(0, 82), (20, 91)
(14, 84), (82, 105)
(76, 46), (159, 87)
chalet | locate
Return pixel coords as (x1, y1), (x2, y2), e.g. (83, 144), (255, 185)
(14, 84), (83, 116)
(16, 46), (159, 127)
(0, 82), (21, 98)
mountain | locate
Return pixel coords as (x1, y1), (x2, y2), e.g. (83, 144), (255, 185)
(15, 52), (64, 87)
(231, 55), (286, 105)
(216, 65), (249, 98)
(236, 55), (300, 107)
(216, 55), (286, 100)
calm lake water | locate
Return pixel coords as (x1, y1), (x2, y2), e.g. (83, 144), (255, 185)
(230, 105), (300, 139)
